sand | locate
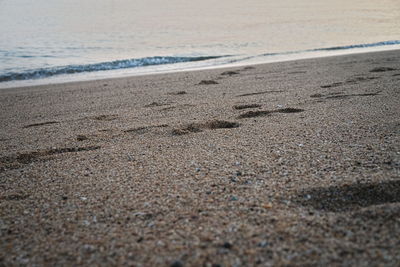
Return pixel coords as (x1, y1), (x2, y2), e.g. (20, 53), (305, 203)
(1, 50), (399, 266)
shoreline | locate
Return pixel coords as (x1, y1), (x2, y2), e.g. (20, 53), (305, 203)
(1, 46), (400, 90)
(1, 49), (400, 265)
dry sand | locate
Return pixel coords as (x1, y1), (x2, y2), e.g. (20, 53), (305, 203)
(1, 50), (400, 266)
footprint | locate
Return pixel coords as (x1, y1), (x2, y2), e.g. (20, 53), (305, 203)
(295, 180), (400, 212)
(346, 76), (378, 83)
(168, 91), (187, 95)
(198, 80), (219, 85)
(23, 121), (59, 128)
(275, 108), (304, 113)
(172, 120), (240, 135)
(370, 67), (397, 73)
(201, 120), (240, 129)
(144, 102), (170, 108)
(310, 91), (381, 100)
(171, 124), (202, 136)
(321, 75), (379, 88)
(325, 92), (381, 99)
(161, 104), (195, 112)
(76, 135), (89, 141)
(236, 90), (283, 97)
(320, 82), (343, 88)
(91, 115), (118, 121)
(288, 71), (306, 74)
(124, 124), (169, 135)
(237, 108), (304, 119)
(237, 110), (271, 118)
(221, 71), (239, 76)
(310, 93), (324, 98)
(233, 104), (261, 110)
(160, 106), (176, 111)
(0, 146), (101, 172)
(325, 93), (378, 99)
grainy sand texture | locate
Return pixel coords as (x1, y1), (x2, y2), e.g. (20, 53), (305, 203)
(1, 50), (400, 266)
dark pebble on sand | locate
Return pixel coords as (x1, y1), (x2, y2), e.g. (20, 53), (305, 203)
(170, 260), (184, 267)
(222, 242), (233, 249)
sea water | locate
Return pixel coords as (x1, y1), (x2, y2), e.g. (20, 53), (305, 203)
(1, 0), (400, 88)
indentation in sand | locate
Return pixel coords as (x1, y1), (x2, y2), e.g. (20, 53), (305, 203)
(0, 146), (101, 172)
(325, 92), (381, 99)
(236, 90), (284, 97)
(276, 108), (304, 113)
(310, 91), (381, 100)
(145, 102), (171, 108)
(198, 80), (219, 85)
(233, 104), (261, 110)
(23, 121), (59, 128)
(237, 110), (272, 118)
(296, 180), (400, 212)
(288, 71), (307, 74)
(172, 120), (240, 135)
(91, 114), (118, 121)
(370, 67), (397, 72)
(76, 135), (89, 141)
(237, 108), (304, 118)
(346, 76), (378, 83)
(124, 124), (169, 135)
(321, 82), (343, 88)
(168, 91), (187, 95)
(321, 76), (379, 88)
(221, 71), (239, 76)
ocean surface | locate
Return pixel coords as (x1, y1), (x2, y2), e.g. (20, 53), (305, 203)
(1, 0), (400, 88)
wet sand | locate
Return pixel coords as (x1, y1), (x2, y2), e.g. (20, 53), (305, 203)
(1, 50), (400, 266)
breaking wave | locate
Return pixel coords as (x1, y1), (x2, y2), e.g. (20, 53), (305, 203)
(0, 55), (226, 82)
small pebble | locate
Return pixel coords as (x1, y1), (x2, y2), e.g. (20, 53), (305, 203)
(223, 242), (233, 249)
(170, 260), (183, 267)
(263, 203), (273, 209)
(258, 241), (269, 247)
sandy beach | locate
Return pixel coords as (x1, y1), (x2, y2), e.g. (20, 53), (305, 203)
(1, 50), (400, 266)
